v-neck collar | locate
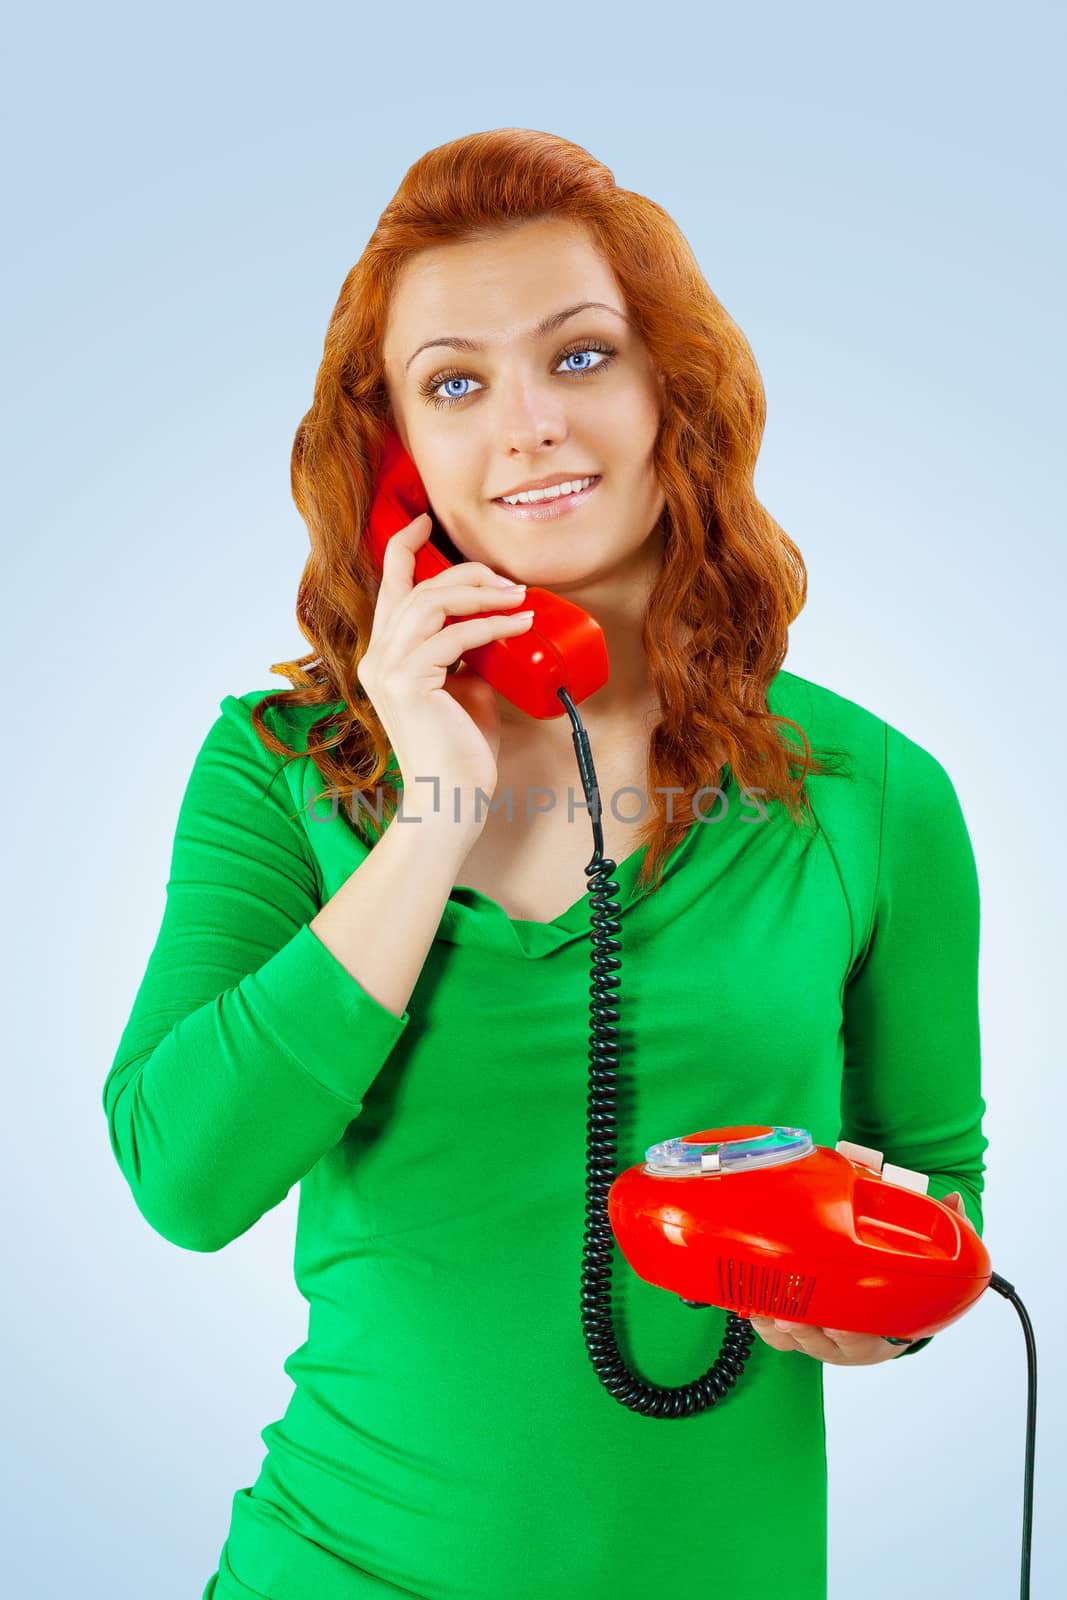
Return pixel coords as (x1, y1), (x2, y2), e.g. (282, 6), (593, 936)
(436, 764), (731, 959)
(376, 671), (796, 959)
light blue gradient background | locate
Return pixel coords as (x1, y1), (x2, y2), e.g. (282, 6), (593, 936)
(5, 2), (1062, 1595)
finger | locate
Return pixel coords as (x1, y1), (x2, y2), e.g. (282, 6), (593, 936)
(368, 515), (443, 649)
(758, 1321), (892, 1365)
(824, 1328), (899, 1361)
(378, 512), (434, 595)
(417, 559), (521, 590)
(747, 1317), (797, 1352)
(943, 1192), (978, 1233)
(409, 582), (529, 623)
(775, 1322), (848, 1362)
(385, 584), (532, 675)
(423, 610), (535, 672)
(750, 1317), (831, 1357)
(829, 1328), (910, 1363)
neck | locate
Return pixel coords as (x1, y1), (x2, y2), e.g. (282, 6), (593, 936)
(494, 527), (666, 744)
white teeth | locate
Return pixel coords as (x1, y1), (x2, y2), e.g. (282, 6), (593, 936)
(500, 476), (597, 505)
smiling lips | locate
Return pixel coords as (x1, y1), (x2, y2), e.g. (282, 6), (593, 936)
(492, 475), (602, 521)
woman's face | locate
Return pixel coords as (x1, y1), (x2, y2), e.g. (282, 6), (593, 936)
(381, 217), (667, 592)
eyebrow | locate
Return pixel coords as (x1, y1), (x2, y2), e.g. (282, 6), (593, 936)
(404, 300), (629, 373)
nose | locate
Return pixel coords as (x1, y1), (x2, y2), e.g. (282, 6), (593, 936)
(494, 372), (570, 457)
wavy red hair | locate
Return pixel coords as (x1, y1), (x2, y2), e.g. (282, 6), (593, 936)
(252, 127), (844, 895)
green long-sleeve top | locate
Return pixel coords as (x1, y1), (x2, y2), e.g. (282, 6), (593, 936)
(102, 667), (988, 1600)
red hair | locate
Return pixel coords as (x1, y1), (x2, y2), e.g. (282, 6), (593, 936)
(253, 127), (842, 894)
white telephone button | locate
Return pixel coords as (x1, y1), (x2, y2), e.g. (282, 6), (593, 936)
(836, 1140), (884, 1172)
(881, 1161), (930, 1195)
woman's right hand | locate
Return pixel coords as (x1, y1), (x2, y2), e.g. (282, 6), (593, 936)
(355, 511), (535, 834)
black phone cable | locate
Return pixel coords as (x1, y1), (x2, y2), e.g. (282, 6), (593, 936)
(987, 1270), (1037, 1600)
(557, 685), (757, 1417)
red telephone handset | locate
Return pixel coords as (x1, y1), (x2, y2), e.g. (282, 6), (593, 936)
(362, 426), (609, 720)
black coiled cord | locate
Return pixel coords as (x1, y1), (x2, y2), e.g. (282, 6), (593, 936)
(557, 686), (757, 1417)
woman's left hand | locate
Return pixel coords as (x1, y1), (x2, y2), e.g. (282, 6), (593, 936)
(748, 1192), (976, 1365)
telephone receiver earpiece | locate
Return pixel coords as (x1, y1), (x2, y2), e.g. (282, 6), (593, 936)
(363, 426), (609, 720)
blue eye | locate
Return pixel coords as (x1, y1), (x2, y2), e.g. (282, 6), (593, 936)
(419, 340), (618, 409)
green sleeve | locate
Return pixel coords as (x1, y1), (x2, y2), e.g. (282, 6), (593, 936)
(101, 695), (411, 1253)
(839, 723), (989, 1359)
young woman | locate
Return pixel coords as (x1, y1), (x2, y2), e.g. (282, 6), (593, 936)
(103, 128), (987, 1600)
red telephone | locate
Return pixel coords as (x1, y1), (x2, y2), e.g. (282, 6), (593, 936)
(362, 426), (610, 720)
